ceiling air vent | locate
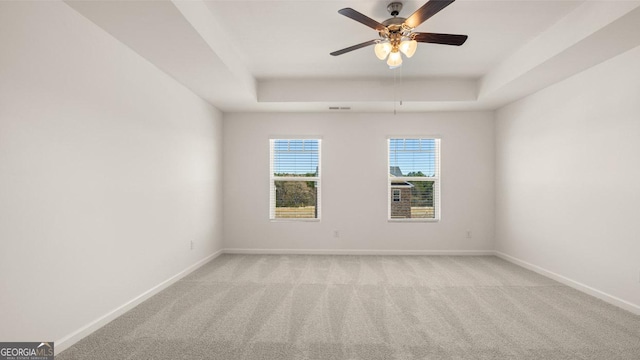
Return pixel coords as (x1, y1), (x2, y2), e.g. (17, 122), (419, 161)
(329, 106), (351, 110)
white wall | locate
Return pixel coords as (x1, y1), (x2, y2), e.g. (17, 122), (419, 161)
(0, 1), (223, 347)
(223, 112), (495, 253)
(495, 46), (640, 311)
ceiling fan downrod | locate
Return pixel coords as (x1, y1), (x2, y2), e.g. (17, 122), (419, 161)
(387, 2), (403, 17)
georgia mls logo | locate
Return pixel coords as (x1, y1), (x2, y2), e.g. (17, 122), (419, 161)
(0, 342), (54, 360)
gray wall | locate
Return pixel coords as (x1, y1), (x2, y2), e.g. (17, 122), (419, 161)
(223, 112), (495, 253)
(0, 1), (224, 348)
(495, 46), (640, 312)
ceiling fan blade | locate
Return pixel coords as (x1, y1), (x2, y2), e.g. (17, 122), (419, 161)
(404, 0), (456, 29)
(338, 8), (386, 31)
(413, 32), (468, 46)
(330, 40), (378, 56)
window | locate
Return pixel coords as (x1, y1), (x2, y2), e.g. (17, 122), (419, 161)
(392, 189), (401, 202)
(270, 139), (320, 220)
(388, 138), (440, 220)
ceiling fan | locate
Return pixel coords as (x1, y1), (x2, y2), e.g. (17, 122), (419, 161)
(330, 0), (468, 68)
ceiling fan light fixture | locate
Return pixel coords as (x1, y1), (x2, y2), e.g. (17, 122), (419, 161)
(374, 41), (392, 60)
(387, 50), (403, 68)
(399, 39), (418, 58)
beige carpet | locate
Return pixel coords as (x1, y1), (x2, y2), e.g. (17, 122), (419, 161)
(57, 255), (640, 359)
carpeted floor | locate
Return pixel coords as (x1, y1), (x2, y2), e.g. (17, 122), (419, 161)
(56, 254), (640, 359)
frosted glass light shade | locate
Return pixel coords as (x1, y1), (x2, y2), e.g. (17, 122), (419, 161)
(374, 42), (392, 60)
(387, 50), (402, 67)
(399, 39), (417, 58)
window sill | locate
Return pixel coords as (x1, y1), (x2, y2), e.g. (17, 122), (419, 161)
(388, 218), (439, 223)
(270, 218), (321, 223)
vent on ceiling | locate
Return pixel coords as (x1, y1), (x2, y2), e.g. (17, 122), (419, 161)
(329, 106), (351, 110)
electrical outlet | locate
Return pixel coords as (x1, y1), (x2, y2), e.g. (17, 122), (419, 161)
(333, 230), (340, 238)
(190, 241), (194, 250)
(466, 230), (472, 239)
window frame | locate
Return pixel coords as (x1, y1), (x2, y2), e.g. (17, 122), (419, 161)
(387, 137), (441, 222)
(269, 138), (321, 221)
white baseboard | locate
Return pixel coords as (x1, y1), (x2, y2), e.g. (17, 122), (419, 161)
(223, 248), (494, 256)
(495, 251), (640, 316)
(55, 249), (223, 354)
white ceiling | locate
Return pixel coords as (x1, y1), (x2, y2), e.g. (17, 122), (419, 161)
(205, 0), (578, 79)
(66, 0), (640, 113)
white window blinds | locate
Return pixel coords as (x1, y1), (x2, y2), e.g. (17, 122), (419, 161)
(388, 138), (440, 220)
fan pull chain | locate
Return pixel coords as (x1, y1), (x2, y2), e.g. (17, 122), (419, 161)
(393, 68), (397, 115)
(399, 65), (403, 106)
(392, 67), (404, 115)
